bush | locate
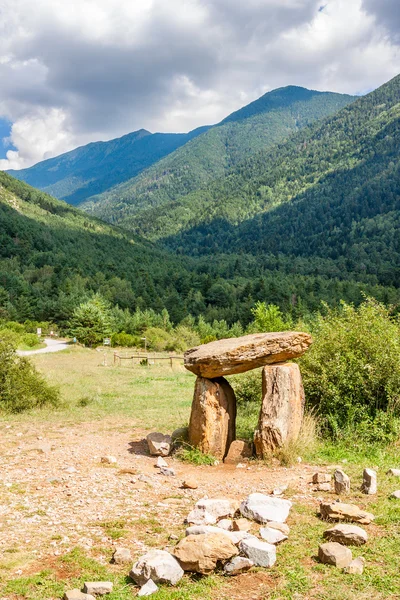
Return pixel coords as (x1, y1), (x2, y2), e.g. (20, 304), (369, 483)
(21, 333), (40, 348)
(0, 336), (60, 413)
(300, 298), (400, 442)
(111, 332), (141, 348)
(144, 327), (174, 352)
(69, 294), (112, 347)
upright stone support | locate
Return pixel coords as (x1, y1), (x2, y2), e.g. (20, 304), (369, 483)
(254, 362), (304, 458)
(188, 376), (236, 460)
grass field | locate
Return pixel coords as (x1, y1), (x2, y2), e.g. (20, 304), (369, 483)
(1, 346), (400, 599)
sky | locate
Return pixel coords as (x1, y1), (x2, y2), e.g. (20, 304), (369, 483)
(0, 0), (399, 170)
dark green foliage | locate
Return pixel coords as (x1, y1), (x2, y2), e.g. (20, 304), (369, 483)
(0, 334), (60, 412)
(69, 295), (112, 347)
(83, 86), (355, 227)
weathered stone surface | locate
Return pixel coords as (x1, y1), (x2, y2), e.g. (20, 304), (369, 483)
(224, 556), (254, 575)
(254, 363), (305, 456)
(185, 525), (254, 545)
(316, 482), (331, 492)
(320, 502), (374, 525)
(232, 518), (252, 532)
(159, 466), (175, 477)
(318, 542), (352, 568)
(188, 376), (236, 460)
(387, 468), (400, 476)
(83, 582), (113, 595)
(173, 533), (238, 574)
(259, 526), (287, 544)
(182, 478), (198, 489)
(267, 521), (290, 535)
(63, 591), (95, 600)
(137, 579), (159, 596)
(334, 469), (350, 494)
(130, 549), (184, 586)
(112, 547), (132, 564)
(186, 498), (236, 525)
(171, 427), (188, 445)
(184, 332), (312, 378)
(100, 456), (117, 465)
(146, 433), (172, 457)
(156, 456), (168, 468)
(344, 557), (365, 574)
(323, 524), (368, 546)
(224, 440), (253, 464)
(361, 468), (377, 495)
(240, 493), (292, 524)
(217, 519), (233, 530)
(239, 538), (276, 567)
(390, 490), (400, 499)
(312, 472), (331, 484)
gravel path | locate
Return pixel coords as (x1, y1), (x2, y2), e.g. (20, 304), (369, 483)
(17, 337), (69, 356)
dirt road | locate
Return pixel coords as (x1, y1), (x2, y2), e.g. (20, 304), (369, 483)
(17, 337), (69, 356)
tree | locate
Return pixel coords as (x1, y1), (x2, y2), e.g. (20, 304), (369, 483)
(69, 294), (112, 347)
(248, 301), (291, 332)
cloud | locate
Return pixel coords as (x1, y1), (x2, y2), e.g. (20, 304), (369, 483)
(0, 0), (399, 169)
(362, 0), (400, 43)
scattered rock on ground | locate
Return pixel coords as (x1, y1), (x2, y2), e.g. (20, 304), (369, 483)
(171, 427), (189, 446)
(156, 456), (168, 468)
(100, 456), (117, 465)
(130, 549), (184, 586)
(239, 537), (276, 568)
(318, 542), (353, 568)
(312, 472), (331, 484)
(146, 433), (172, 457)
(112, 547), (132, 564)
(184, 332), (313, 378)
(223, 556), (254, 575)
(224, 440), (253, 464)
(334, 469), (350, 494)
(185, 525), (254, 545)
(344, 556), (365, 574)
(320, 501), (374, 524)
(259, 526), (288, 544)
(217, 519), (233, 530)
(159, 466), (175, 477)
(361, 468), (377, 495)
(173, 533), (238, 574)
(182, 478), (198, 489)
(390, 490), (400, 499)
(186, 498), (236, 525)
(267, 521), (290, 535)
(315, 483), (331, 492)
(63, 591), (95, 600)
(232, 518), (252, 532)
(137, 579), (159, 596)
(387, 468), (400, 476)
(240, 493), (292, 524)
(83, 582), (113, 595)
(323, 524), (368, 546)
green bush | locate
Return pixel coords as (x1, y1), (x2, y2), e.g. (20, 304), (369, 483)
(21, 333), (40, 348)
(300, 298), (400, 442)
(111, 332), (141, 347)
(144, 327), (174, 351)
(0, 336), (60, 413)
(69, 294), (112, 347)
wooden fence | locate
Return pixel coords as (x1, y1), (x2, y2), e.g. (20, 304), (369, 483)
(113, 352), (184, 368)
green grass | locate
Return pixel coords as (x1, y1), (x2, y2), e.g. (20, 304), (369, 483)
(176, 444), (217, 466)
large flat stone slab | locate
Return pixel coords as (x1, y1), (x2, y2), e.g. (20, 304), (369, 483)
(184, 332), (312, 378)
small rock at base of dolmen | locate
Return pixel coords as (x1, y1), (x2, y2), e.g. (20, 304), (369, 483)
(137, 579), (159, 596)
(239, 538), (276, 567)
(323, 524), (368, 546)
(224, 440), (253, 464)
(390, 490), (400, 499)
(112, 546), (132, 564)
(173, 533), (238, 574)
(254, 363), (305, 456)
(171, 427), (188, 446)
(184, 331), (312, 378)
(224, 556), (254, 575)
(63, 591), (95, 600)
(361, 468), (377, 495)
(344, 556), (365, 574)
(146, 433), (172, 456)
(240, 493), (292, 524)
(318, 542), (352, 568)
(312, 472), (331, 484)
(334, 469), (350, 494)
(320, 501), (374, 524)
(259, 527), (287, 544)
(387, 468), (400, 476)
(83, 582), (113, 595)
(130, 549), (184, 586)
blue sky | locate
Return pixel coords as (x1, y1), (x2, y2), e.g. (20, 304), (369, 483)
(0, 119), (14, 160)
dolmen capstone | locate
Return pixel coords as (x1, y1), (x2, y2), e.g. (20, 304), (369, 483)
(184, 332), (312, 460)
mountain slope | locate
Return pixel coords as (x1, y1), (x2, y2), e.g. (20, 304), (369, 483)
(82, 86), (356, 221)
(7, 126), (209, 206)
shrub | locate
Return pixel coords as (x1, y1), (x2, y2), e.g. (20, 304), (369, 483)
(248, 302), (292, 333)
(0, 336), (60, 413)
(111, 332), (141, 347)
(300, 298), (400, 442)
(69, 294), (112, 347)
(144, 327), (174, 351)
(21, 333), (40, 348)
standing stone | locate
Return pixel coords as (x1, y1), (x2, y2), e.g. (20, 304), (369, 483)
(188, 377), (236, 460)
(334, 469), (350, 495)
(254, 363), (305, 456)
(361, 468), (377, 495)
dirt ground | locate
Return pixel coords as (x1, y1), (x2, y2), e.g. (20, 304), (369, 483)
(0, 418), (324, 599)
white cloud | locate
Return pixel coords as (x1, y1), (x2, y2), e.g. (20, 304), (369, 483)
(0, 0), (399, 170)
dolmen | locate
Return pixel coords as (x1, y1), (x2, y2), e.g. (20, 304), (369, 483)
(184, 332), (312, 460)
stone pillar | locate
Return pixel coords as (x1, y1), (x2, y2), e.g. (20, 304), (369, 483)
(254, 362), (304, 458)
(188, 376), (236, 460)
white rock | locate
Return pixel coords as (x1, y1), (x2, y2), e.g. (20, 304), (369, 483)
(217, 519), (233, 531)
(185, 525), (254, 545)
(137, 579), (159, 596)
(186, 498), (235, 525)
(101, 456), (117, 464)
(361, 468), (377, 495)
(156, 457), (168, 468)
(240, 493), (292, 523)
(259, 527), (287, 544)
(267, 521), (290, 535)
(130, 550), (183, 586)
(146, 433), (172, 456)
(239, 538), (276, 567)
(387, 468), (400, 476)
(63, 591), (95, 600)
(64, 466), (77, 473)
(159, 467), (175, 477)
(224, 556), (254, 575)
(390, 490), (400, 499)
(83, 582), (113, 595)
(112, 547), (132, 564)
(344, 556), (365, 574)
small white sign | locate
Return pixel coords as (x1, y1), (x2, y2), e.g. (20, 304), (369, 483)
(103, 338), (111, 346)
(37, 328), (42, 336)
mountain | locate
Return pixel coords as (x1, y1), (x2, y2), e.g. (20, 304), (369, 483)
(81, 86), (356, 222)
(7, 126), (209, 206)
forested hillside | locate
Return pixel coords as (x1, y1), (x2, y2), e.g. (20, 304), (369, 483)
(81, 87), (355, 219)
(7, 126), (209, 206)
(1, 171), (398, 328)
(113, 75), (400, 289)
